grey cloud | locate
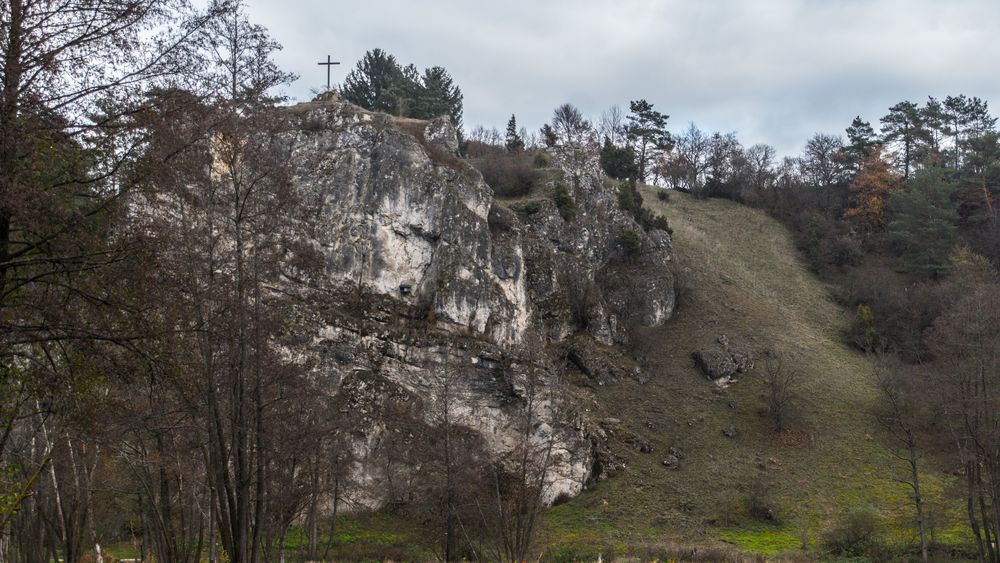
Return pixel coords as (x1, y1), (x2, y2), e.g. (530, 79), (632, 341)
(248, 0), (1000, 156)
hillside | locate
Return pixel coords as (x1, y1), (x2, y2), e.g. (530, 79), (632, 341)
(537, 188), (966, 560)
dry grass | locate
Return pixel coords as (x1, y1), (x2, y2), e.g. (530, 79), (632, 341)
(536, 188), (968, 558)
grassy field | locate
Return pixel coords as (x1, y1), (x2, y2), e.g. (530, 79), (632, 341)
(535, 188), (970, 560)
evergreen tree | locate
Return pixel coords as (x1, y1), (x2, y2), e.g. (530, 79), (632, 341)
(341, 49), (407, 114)
(419, 66), (464, 127)
(844, 116), (880, 172)
(880, 101), (931, 180)
(342, 50), (463, 126)
(626, 99), (672, 183)
(540, 124), (558, 148)
(505, 114), (524, 152)
(888, 167), (959, 278)
(955, 131), (1000, 227)
(600, 137), (638, 180)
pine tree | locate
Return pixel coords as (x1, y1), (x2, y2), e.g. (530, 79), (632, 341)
(888, 167), (959, 278)
(844, 116), (880, 172)
(626, 99), (672, 183)
(880, 101), (931, 180)
(419, 66), (464, 127)
(505, 114), (524, 152)
(342, 50), (463, 126)
(341, 49), (407, 114)
(844, 148), (903, 236)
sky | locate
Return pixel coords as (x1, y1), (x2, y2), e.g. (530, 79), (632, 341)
(245, 0), (1000, 156)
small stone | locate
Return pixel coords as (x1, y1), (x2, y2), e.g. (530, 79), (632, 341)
(723, 425), (738, 438)
(717, 334), (730, 349)
(662, 455), (680, 469)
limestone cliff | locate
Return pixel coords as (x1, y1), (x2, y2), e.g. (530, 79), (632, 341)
(275, 98), (675, 507)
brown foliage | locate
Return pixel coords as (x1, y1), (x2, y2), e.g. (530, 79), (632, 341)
(843, 148), (902, 236)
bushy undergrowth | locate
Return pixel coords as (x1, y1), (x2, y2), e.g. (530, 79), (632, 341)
(618, 180), (672, 234)
(471, 152), (542, 198)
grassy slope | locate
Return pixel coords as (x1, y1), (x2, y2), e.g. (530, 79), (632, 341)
(537, 189), (966, 559)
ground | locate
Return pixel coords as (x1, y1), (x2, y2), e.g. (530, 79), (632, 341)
(536, 188), (970, 560)
(104, 188), (971, 561)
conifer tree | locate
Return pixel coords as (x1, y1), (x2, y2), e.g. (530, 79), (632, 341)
(626, 99), (672, 183)
(505, 114), (524, 152)
(888, 167), (959, 278)
(844, 116), (880, 172)
(881, 101), (931, 180)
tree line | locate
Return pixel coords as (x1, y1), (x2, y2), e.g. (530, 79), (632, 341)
(0, 1), (571, 560)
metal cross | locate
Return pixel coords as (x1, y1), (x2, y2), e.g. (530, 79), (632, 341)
(317, 55), (341, 91)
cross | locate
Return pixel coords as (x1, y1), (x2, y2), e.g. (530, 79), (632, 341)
(317, 55), (341, 91)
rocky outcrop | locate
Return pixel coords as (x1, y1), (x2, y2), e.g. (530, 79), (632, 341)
(274, 98), (676, 507)
(692, 335), (754, 381)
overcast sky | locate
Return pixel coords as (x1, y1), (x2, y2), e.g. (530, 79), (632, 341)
(246, 0), (1000, 156)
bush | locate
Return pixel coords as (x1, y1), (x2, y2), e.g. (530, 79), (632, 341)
(746, 479), (781, 523)
(822, 507), (883, 558)
(616, 229), (642, 257)
(827, 233), (863, 269)
(532, 150), (551, 168)
(471, 153), (541, 198)
(617, 180), (672, 234)
(657, 190), (669, 202)
(522, 202), (541, 216)
(553, 182), (576, 221)
(599, 139), (638, 180)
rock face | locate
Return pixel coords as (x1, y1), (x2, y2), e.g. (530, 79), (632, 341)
(274, 98), (676, 507)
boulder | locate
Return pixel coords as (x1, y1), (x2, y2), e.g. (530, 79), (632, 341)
(692, 350), (739, 380)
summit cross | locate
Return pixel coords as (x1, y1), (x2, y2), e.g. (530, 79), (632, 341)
(318, 55), (341, 90)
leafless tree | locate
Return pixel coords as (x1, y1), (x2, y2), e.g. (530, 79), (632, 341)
(478, 339), (564, 561)
(0, 0), (217, 552)
(598, 104), (626, 146)
(872, 354), (929, 562)
(762, 354), (798, 432)
(929, 282), (1000, 563)
(659, 122), (710, 191)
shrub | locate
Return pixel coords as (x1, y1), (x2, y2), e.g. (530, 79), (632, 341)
(826, 233), (864, 269)
(657, 190), (669, 202)
(617, 180), (672, 234)
(487, 205), (517, 233)
(522, 202), (541, 216)
(618, 180), (643, 217)
(746, 479), (781, 523)
(822, 507), (882, 558)
(532, 150), (551, 168)
(599, 139), (638, 179)
(847, 304), (883, 352)
(553, 182), (576, 221)
(471, 153), (541, 198)
(616, 229), (642, 257)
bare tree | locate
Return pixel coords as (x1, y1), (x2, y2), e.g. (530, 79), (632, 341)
(479, 340), (564, 561)
(659, 122), (710, 191)
(598, 104), (626, 146)
(762, 354), (798, 432)
(872, 354), (929, 562)
(929, 282), (1000, 563)
(0, 0), (215, 551)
